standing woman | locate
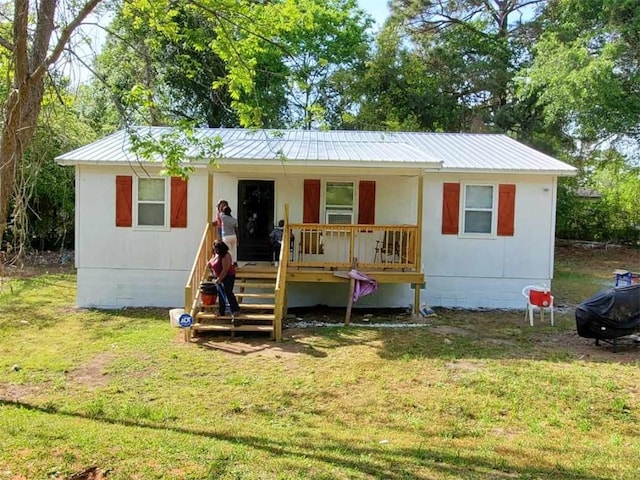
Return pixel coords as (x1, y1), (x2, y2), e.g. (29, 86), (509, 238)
(220, 206), (239, 265)
(215, 199), (229, 239)
(208, 240), (240, 316)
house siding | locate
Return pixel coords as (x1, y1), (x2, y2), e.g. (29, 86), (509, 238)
(74, 165), (206, 307)
(421, 173), (556, 308)
(74, 168), (420, 308)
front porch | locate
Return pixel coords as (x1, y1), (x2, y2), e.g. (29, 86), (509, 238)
(183, 212), (425, 341)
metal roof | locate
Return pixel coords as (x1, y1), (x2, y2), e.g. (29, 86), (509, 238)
(56, 127), (577, 175)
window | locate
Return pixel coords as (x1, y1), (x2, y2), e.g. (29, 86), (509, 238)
(136, 178), (167, 227)
(325, 181), (354, 224)
(463, 185), (494, 234)
(442, 182), (515, 236)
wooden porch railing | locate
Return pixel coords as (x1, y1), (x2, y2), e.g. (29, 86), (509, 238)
(184, 222), (217, 324)
(273, 205), (292, 342)
(287, 223), (419, 270)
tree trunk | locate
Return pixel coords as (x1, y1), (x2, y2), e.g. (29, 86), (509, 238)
(0, 0), (103, 245)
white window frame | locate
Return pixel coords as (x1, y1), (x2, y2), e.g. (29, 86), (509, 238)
(134, 177), (170, 230)
(461, 183), (497, 237)
(324, 180), (355, 225)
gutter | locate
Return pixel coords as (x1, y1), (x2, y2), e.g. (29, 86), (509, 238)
(423, 167), (578, 177)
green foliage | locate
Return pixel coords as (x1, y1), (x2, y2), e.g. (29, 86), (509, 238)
(556, 150), (640, 245)
(385, 0), (539, 133)
(128, 122), (224, 179)
(345, 23), (463, 131)
(8, 0), (637, 249)
(524, 0), (640, 141)
(207, 0), (373, 129)
(5, 82), (97, 253)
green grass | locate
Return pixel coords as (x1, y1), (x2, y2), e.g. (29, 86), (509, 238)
(1, 246), (639, 479)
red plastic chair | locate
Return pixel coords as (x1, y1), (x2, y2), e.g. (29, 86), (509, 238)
(522, 285), (554, 326)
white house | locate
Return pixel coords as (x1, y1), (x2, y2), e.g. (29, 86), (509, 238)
(56, 127), (576, 312)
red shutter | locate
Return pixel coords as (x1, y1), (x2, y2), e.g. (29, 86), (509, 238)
(441, 182), (460, 234)
(303, 179), (321, 223)
(497, 184), (516, 236)
(170, 177), (188, 228)
(115, 175), (132, 227)
(358, 181), (376, 224)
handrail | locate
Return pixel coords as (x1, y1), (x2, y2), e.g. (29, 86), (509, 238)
(184, 221), (217, 320)
(273, 205), (291, 341)
(287, 223), (419, 270)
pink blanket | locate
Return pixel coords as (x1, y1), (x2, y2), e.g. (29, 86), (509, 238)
(348, 269), (378, 303)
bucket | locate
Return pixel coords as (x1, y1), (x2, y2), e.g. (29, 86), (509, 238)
(529, 288), (551, 307)
(201, 292), (217, 306)
(169, 308), (186, 327)
(199, 281), (218, 306)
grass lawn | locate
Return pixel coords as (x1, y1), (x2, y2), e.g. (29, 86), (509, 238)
(1, 245), (639, 479)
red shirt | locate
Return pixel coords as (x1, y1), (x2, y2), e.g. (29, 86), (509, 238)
(209, 253), (236, 278)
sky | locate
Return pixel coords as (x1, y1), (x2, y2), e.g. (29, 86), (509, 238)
(357, 0), (390, 28)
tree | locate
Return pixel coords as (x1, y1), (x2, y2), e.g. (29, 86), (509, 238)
(106, 0), (372, 130)
(0, 0), (104, 246)
(343, 22), (463, 131)
(91, 2), (245, 129)
(388, 0), (546, 132)
(269, 0), (372, 129)
(521, 0), (640, 242)
(9, 93), (96, 256)
(522, 0), (640, 144)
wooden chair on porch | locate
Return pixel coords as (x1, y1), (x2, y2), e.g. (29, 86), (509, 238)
(374, 230), (401, 263)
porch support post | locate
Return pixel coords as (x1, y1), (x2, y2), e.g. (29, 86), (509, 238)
(414, 174), (424, 314)
(344, 257), (358, 325)
(207, 172), (214, 225)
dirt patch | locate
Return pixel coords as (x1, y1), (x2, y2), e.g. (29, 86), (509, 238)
(286, 305), (418, 325)
(0, 383), (44, 402)
(66, 466), (107, 480)
(445, 360), (481, 372)
(67, 353), (114, 388)
(534, 329), (640, 363)
(555, 242), (640, 273)
(191, 329), (328, 359)
(431, 325), (473, 336)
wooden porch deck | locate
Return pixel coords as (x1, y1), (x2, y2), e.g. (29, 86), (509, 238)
(183, 211), (424, 342)
(239, 261), (424, 285)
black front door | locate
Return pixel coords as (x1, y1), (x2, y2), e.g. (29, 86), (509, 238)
(237, 180), (274, 262)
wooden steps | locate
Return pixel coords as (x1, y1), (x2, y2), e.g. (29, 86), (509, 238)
(236, 303), (275, 310)
(235, 281), (276, 289)
(236, 292), (275, 300)
(196, 312), (275, 322)
(190, 264), (278, 339)
(193, 324), (274, 334)
(235, 271), (277, 279)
